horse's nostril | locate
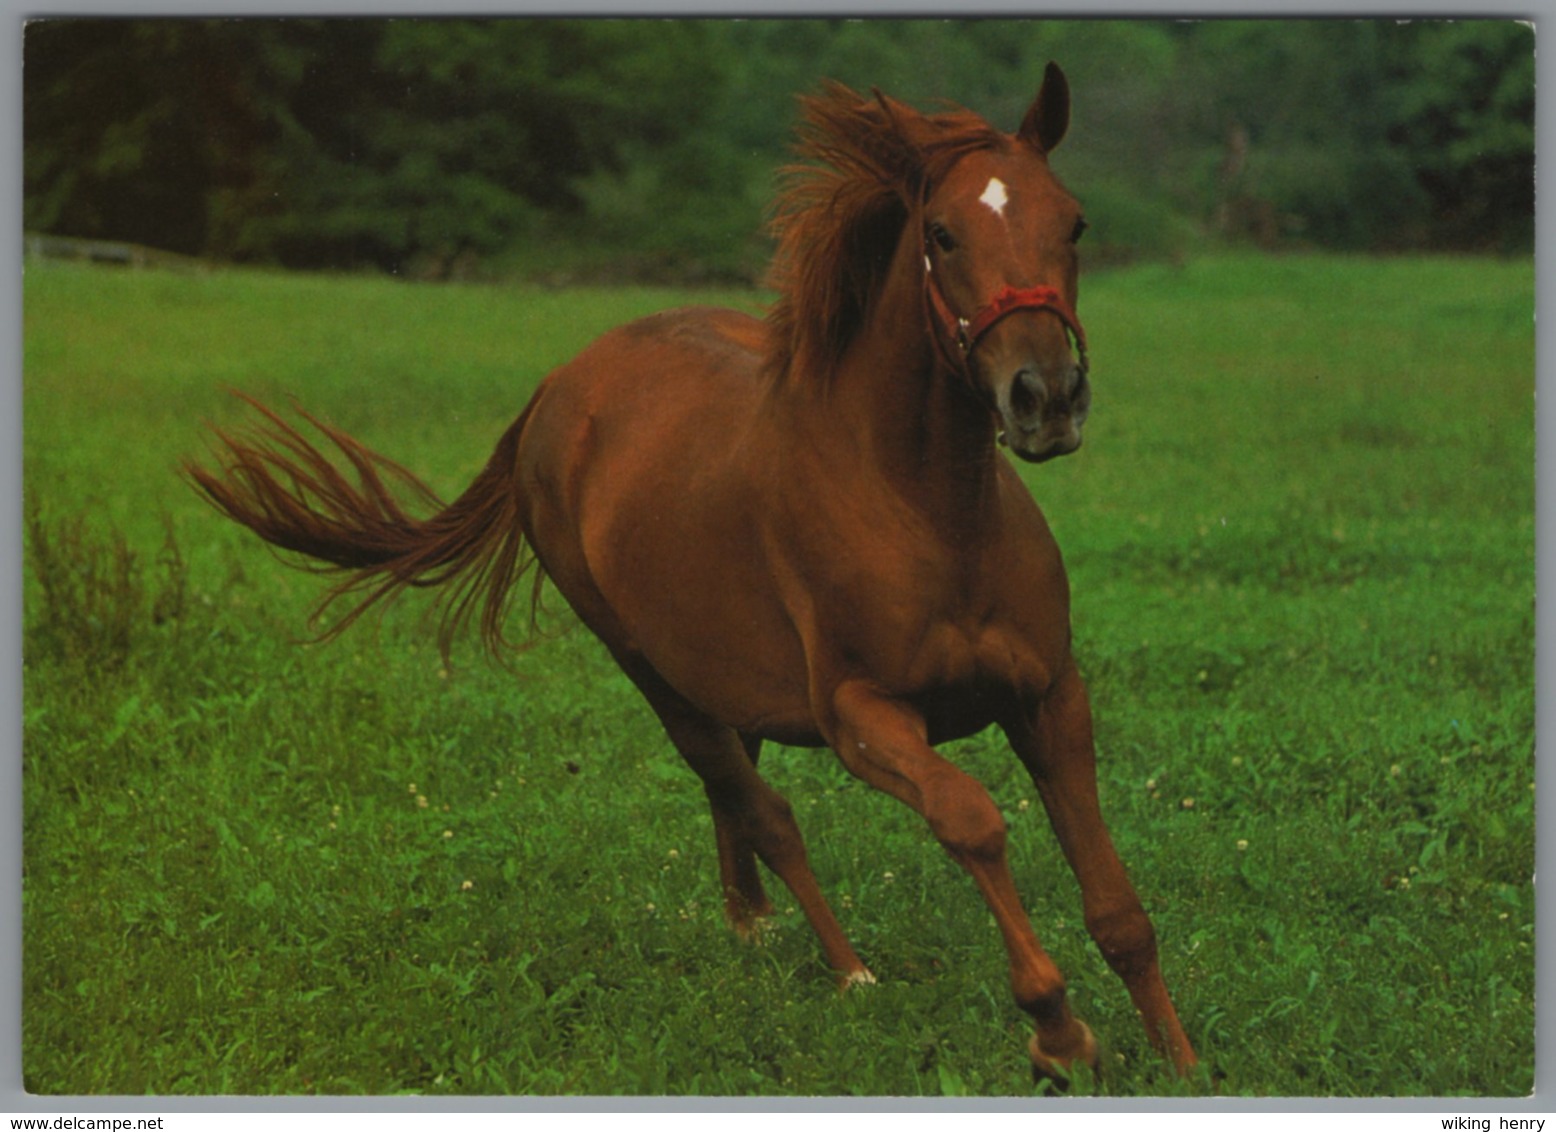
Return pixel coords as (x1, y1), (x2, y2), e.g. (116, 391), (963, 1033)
(1009, 369), (1043, 421)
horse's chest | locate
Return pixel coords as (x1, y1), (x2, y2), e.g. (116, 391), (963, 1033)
(877, 626), (1038, 743)
(925, 612), (1052, 690)
(817, 592), (1056, 743)
(812, 529), (1067, 701)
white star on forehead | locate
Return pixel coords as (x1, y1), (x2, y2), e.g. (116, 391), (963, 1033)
(979, 177), (1009, 217)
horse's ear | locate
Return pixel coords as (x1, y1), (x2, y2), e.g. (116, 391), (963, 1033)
(1019, 62), (1070, 154)
(871, 87), (918, 149)
(871, 87), (927, 194)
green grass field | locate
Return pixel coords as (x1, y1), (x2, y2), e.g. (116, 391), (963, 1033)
(21, 253), (1534, 1096)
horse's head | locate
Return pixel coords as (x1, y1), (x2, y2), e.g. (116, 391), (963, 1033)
(917, 64), (1090, 463)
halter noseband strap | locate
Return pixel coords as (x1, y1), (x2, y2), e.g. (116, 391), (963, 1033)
(923, 246), (1090, 382)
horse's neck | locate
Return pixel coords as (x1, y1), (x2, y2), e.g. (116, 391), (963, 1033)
(822, 257), (1004, 532)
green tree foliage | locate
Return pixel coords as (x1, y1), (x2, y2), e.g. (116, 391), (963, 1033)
(23, 18), (1535, 278)
(25, 19), (721, 274)
(256, 20), (719, 274)
(1386, 21), (1536, 250)
(1173, 20), (1534, 252)
(24, 21), (293, 258)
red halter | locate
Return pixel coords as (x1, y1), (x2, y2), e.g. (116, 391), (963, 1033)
(923, 245), (1089, 383)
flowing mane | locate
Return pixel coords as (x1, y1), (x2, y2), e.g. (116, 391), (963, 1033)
(765, 83), (1010, 381)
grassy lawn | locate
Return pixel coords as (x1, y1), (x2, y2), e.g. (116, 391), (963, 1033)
(20, 253), (1534, 1096)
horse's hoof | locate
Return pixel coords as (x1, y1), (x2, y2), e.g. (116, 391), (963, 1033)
(725, 898), (777, 942)
(1028, 1020), (1099, 1091)
(729, 915), (772, 943)
(836, 966), (877, 992)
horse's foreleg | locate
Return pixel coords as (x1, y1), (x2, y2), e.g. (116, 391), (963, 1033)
(827, 680), (1098, 1086)
(1009, 661), (1199, 1078)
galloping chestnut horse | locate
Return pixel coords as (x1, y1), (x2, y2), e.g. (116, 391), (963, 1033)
(188, 65), (1197, 1085)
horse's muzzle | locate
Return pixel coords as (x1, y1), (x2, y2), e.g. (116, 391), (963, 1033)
(999, 365), (1089, 463)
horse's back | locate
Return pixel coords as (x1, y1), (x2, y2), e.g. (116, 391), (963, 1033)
(513, 306), (816, 729)
(516, 305), (765, 506)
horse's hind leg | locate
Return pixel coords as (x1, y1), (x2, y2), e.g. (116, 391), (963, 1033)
(1010, 661), (1198, 1078)
(630, 671), (873, 986)
(708, 732), (776, 935)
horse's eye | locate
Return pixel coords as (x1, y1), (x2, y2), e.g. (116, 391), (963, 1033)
(928, 224), (957, 254)
(1070, 217), (1089, 244)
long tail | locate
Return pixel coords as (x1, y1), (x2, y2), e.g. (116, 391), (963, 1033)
(183, 394), (541, 658)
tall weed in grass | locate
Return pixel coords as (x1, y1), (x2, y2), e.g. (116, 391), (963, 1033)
(21, 255), (1533, 1096)
(24, 496), (189, 667)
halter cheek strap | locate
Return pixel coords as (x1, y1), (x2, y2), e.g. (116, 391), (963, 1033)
(923, 249), (1090, 381)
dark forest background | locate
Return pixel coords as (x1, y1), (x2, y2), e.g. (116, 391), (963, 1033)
(23, 18), (1536, 282)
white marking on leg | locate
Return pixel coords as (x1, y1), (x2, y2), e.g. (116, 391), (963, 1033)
(845, 968), (878, 987)
(980, 177), (1009, 218)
